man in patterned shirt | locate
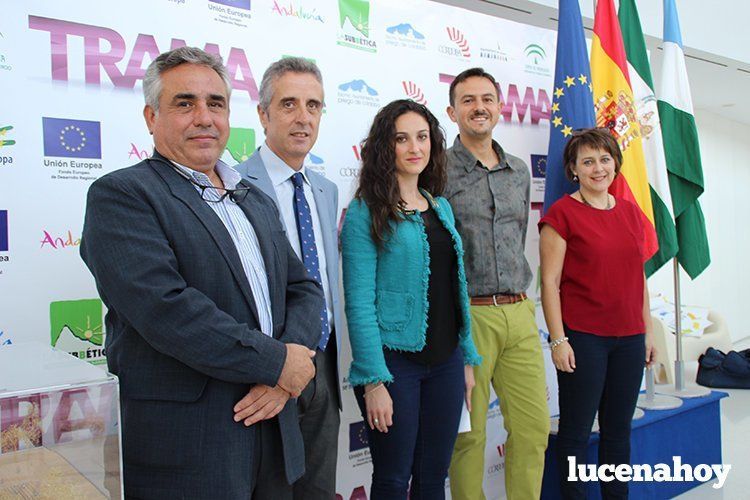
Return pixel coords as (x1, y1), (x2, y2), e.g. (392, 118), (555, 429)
(445, 67), (550, 500)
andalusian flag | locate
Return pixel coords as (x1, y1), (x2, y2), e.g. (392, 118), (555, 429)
(590, 0), (657, 259)
(658, 0), (710, 279)
(619, 0), (678, 276)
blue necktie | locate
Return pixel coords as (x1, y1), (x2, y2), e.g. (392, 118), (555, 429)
(291, 172), (330, 350)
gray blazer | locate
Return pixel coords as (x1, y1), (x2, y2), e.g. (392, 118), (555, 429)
(80, 151), (324, 499)
(237, 149), (343, 363)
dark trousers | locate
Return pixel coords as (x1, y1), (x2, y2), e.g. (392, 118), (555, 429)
(251, 418), (292, 499)
(354, 348), (465, 500)
(293, 336), (340, 500)
(556, 328), (645, 500)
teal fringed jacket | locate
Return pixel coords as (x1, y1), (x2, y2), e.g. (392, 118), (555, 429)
(341, 191), (481, 387)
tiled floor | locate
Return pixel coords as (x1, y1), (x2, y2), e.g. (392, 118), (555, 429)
(675, 337), (750, 498)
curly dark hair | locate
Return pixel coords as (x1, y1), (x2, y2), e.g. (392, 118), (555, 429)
(355, 99), (447, 247)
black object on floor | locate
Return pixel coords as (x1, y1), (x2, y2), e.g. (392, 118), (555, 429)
(697, 347), (750, 389)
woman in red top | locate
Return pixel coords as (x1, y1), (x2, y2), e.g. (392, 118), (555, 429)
(539, 128), (656, 499)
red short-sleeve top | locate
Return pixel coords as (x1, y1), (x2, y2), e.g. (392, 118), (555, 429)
(539, 195), (646, 336)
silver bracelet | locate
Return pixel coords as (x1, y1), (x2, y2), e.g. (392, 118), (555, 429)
(363, 382), (385, 398)
(550, 336), (569, 351)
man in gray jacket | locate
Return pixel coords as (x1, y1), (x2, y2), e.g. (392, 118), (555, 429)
(237, 57), (342, 500)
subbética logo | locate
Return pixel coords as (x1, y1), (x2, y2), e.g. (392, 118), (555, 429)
(337, 0), (376, 52)
(226, 127), (256, 163)
(566, 456), (730, 489)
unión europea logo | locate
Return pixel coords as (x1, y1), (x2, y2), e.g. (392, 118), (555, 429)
(209, 0), (251, 10)
(0, 210), (8, 252)
(349, 420), (369, 452)
(42, 118), (101, 159)
(531, 154), (547, 179)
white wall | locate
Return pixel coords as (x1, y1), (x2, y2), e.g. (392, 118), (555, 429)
(521, 0), (750, 65)
(647, 110), (750, 343)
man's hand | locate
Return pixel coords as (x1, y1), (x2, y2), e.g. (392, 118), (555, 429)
(233, 385), (290, 426)
(277, 343), (316, 397)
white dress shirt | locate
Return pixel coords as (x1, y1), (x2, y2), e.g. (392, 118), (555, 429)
(259, 144), (334, 333)
(174, 160), (274, 337)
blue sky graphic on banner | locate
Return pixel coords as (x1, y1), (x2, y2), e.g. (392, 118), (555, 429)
(209, 0), (251, 10)
(386, 23), (425, 39)
(339, 80), (379, 95)
(42, 117), (102, 159)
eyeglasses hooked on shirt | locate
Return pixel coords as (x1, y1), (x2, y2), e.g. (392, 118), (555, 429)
(153, 155), (252, 203)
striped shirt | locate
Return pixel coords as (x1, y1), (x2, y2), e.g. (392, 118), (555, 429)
(175, 160), (274, 337)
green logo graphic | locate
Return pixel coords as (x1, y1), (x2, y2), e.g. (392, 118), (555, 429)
(0, 125), (15, 147)
(50, 299), (104, 347)
(226, 127), (256, 163)
(339, 0), (370, 37)
(524, 44), (546, 64)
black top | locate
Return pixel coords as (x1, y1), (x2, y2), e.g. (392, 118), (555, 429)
(395, 206), (460, 366)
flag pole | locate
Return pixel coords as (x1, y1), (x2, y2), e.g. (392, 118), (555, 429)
(674, 258), (684, 390)
(637, 365), (682, 410)
(656, 259), (710, 398)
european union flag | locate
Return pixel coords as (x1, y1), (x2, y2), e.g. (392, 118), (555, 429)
(543, 0), (596, 213)
(0, 210), (8, 252)
(42, 117), (102, 159)
(209, 0), (251, 10)
(349, 420), (369, 452)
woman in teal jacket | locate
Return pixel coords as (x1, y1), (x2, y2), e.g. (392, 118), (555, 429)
(341, 99), (481, 500)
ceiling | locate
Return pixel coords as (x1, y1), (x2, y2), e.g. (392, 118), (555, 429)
(436, 0), (750, 125)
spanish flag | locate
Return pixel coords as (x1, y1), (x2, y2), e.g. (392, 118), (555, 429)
(591, 0), (658, 259)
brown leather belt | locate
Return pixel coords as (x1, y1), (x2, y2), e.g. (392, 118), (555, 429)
(470, 292), (527, 306)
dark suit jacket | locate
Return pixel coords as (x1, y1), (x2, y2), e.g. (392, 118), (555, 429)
(80, 151), (323, 499)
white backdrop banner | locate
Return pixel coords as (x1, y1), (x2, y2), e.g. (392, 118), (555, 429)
(0, 1), (559, 498)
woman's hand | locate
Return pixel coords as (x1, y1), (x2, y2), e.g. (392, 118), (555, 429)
(645, 333), (657, 367)
(464, 365), (475, 412)
(552, 341), (576, 373)
(364, 383), (393, 433)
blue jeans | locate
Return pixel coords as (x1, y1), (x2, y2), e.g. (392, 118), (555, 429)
(556, 327), (646, 499)
(354, 348), (465, 500)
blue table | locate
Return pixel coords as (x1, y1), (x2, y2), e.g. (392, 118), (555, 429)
(542, 390), (728, 499)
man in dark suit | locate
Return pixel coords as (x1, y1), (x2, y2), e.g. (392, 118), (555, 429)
(80, 46), (323, 499)
(236, 57), (341, 500)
